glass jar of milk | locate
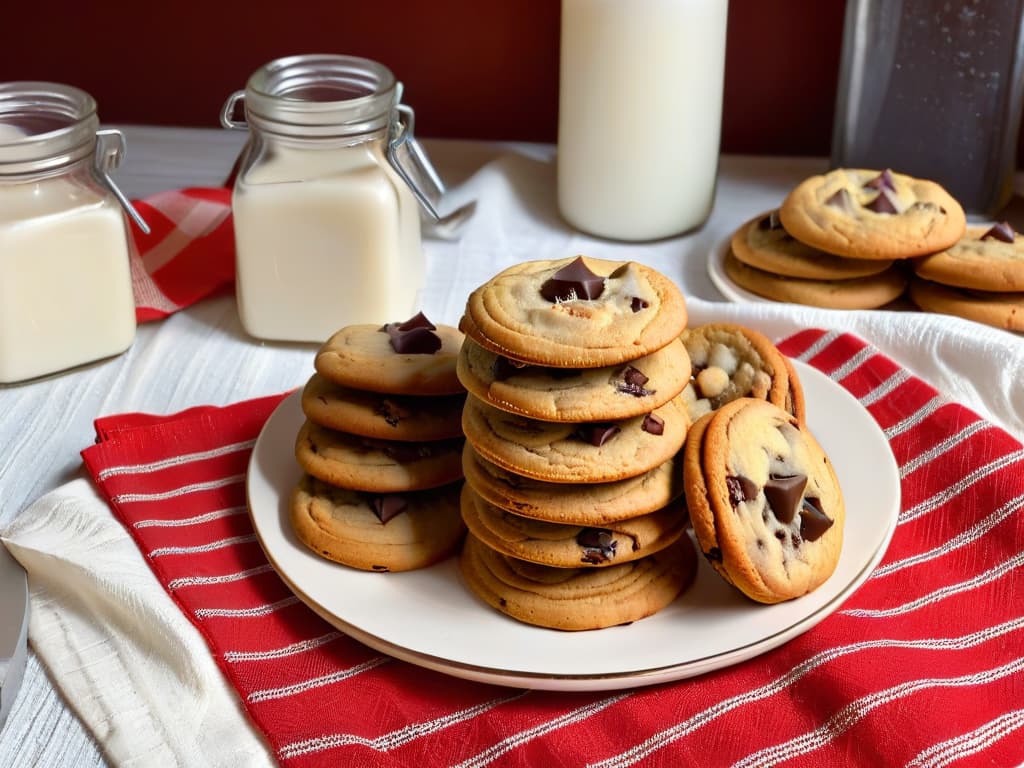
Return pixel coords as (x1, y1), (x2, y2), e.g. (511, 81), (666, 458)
(222, 54), (443, 343)
(0, 82), (139, 384)
(557, 0), (730, 241)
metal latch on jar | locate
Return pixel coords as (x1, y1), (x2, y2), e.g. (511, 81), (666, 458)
(94, 129), (150, 234)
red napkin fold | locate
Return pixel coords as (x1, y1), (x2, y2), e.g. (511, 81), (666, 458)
(128, 188), (235, 322)
(80, 329), (1024, 768)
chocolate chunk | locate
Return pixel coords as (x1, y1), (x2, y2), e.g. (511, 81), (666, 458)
(539, 256), (605, 302)
(492, 355), (529, 380)
(630, 297), (649, 312)
(981, 221), (1015, 243)
(865, 189), (899, 214)
(641, 413), (664, 435)
(863, 169), (896, 192)
(617, 366), (654, 397)
(763, 473), (808, 525)
(578, 528), (617, 564)
(375, 398), (412, 427)
(825, 188), (854, 212)
(370, 494), (408, 523)
(704, 546), (723, 562)
(380, 312), (442, 354)
(726, 475), (759, 506)
(576, 423), (620, 446)
(799, 497), (833, 541)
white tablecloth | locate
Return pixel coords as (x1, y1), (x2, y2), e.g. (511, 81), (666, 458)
(0, 127), (1021, 768)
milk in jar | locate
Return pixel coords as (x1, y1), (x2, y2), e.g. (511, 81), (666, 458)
(557, 0), (729, 241)
(223, 55), (432, 343)
(0, 83), (137, 384)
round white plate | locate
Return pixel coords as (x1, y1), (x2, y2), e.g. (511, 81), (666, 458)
(707, 237), (769, 304)
(247, 359), (900, 692)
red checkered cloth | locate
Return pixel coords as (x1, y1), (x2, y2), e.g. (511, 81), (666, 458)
(79, 329), (1024, 768)
(128, 188), (235, 321)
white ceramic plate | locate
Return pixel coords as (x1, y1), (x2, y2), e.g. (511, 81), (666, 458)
(707, 236), (770, 304)
(247, 360), (900, 692)
(0, 543), (29, 728)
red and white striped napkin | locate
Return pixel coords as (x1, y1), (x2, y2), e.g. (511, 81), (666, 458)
(127, 188), (235, 321)
(79, 329), (1024, 768)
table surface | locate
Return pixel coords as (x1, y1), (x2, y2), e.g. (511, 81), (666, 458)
(0, 126), (1018, 768)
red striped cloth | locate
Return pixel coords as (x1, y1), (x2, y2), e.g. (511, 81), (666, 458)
(79, 329), (1024, 768)
(128, 188), (235, 321)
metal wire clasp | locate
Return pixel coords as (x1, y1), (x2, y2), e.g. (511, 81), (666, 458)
(94, 129), (150, 234)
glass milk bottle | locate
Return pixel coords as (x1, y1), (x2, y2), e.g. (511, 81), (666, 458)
(222, 54), (447, 343)
(0, 82), (141, 384)
(557, 0), (730, 241)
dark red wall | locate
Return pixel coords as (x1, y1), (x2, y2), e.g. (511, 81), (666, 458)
(0, 2), (853, 156)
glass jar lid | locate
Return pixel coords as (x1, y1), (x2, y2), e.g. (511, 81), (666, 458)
(0, 82), (99, 175)
(237, 54), (399, 137)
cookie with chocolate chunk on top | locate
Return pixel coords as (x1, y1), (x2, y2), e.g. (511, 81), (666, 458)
(912, 221), (1024, 292)
(908, 277), (1024, 331)
(315, 313), (465, 396)
(683, 398), (844, 604)
(290, 474), (465, 572)
(460, 256), (688, 368)
(459, 482), (687, 568)
(456, 336), (690, 422)
(779, 168), (965, 260)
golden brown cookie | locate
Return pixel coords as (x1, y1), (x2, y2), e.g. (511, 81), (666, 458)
(908, 277), (1024, 331)
(779, 168), (966, 259)
(294, 420), (464, 492)
(458, 532), (697, 630)
(459, 483), (687, 568)
(723, 249), (908, 309)
(290, 474), (465, 572)
(683, 399), (845, 604)
(731, 210), (895, 279)
(462, 446), (682, 525)
(460, 256), (688, 368)
(461, 393), (689, 484)
(680, 322), (806, 424)
(314, 314), (465, 396)
(912, 221), (1024, 292)
(456, 336), (690, 422)
(301, 373), (466, 441)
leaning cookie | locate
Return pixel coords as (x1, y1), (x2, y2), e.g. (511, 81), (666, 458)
(301, 373), (466, 441)
(290, 474), (465, 572)
(723, 250), (908, 310)
(458, 533), (697, 630)
(908, 277), (1024, 331)
(680, 322), (805, 423)
(683, 399), (845, 604)
(457, 336), (690, 422)
(912, 221), (1024, 292)
(460, 483), (687, 568)
(462, 447), (682, 525)
(461, 393), (689, 484)
(461, 256), (688, 368)
(731, 210), (895, 279)
(315, 313), (465, 396)
(295, 420), (464, 493)
(779, 168), (965, 260)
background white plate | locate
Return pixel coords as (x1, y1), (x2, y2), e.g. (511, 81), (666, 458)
(247, 359), (900, 692)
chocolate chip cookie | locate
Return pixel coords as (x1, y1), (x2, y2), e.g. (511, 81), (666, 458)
(456, 336), (690, 422)
(683, 398), (845, 604)
(908, 277), (1024, 331)
(460, 256), (689, 368)
(913, 221), (1024, 292)
(458, 532), (697, 630)
(290, 474), (465, 572)
(779, 168), (966, 260)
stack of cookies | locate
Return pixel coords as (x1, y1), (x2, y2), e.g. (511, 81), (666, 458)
(289, 313), (469, 572)
(725, 168), (966, 310)
(908, 221), (1024, 331)
(455, 256), (699, 631)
